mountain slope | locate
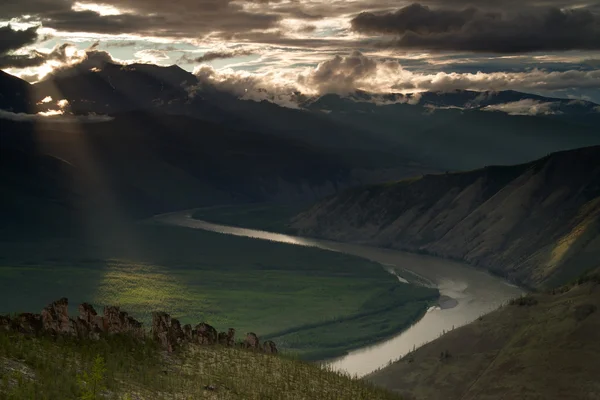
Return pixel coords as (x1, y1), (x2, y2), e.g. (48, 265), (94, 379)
(0, 111), (370, 236)
(303, 92), (600, 170)
(16, 66), (600, 171)
(367, 275), (600, 400)
(291, 146), (600, 288)
(0, 70), (32, 113)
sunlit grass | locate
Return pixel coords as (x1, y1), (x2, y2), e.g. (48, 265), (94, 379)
(0, 330), (403, 399)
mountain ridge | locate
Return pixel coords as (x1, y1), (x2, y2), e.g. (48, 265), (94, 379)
(291, 145), (600, 289)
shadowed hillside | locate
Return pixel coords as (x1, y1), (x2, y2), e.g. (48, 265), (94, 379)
(367, 273), (600, 400)
(292, 146), (600, 288)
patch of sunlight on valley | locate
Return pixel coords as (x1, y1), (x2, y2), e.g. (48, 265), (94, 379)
(95, 259), (198, 323)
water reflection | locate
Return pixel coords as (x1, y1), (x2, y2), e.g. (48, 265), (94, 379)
(154, 211), (524, 377)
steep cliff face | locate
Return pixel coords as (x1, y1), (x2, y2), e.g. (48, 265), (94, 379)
(292, 146), (600, 288)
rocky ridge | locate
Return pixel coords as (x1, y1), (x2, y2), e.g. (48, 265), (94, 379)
(0, 298), (277, 355)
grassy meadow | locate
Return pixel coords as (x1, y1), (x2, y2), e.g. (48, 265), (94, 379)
(0, 220), (438, 360)
(0, 330), (403, 400)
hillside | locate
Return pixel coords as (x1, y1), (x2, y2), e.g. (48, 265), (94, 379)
(291, 146), (600, 289)
(0, 111), (402, 236)
(0, 299), (401, 400)
(367, 274), (600, 400)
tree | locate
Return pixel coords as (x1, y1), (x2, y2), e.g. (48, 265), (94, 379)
(78, 354), (107, 400)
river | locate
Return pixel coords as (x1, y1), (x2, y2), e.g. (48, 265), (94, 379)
(153, 211), (524, 377)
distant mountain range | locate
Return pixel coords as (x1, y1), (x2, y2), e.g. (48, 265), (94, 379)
(301, 89), (600, 116)
(291, 146), (600, 289)
(2, 63), (599, 170)
(1, 64), (600, 236)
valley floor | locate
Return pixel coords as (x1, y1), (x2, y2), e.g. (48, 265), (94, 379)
(0, 216), (437, 361)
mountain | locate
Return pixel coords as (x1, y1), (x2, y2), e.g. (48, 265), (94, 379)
(367, 273), (600, 400)
(4, 65), (598, 172)
(0, 70), (32, 113)
(33, 63), (197, 115)
(291, 146), (600, 289)
(302, 89), (600, 117)
(301, 90), (600, 170)
(1, 111), (397, 237)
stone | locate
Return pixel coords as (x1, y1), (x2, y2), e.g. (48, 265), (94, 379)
(183, 324), (193, 341)
(41, 298), (74, 335)
(76, 303), (103, 339)
(195, 322), (217, 345)
(0, 315), (11, 331)
(262, 340), (278, 354)
(15, 313), (42, 334)
(226, 328), (235, 346)
(103, 306), (144, 338)
(152, 312), (184, 352)
(218, 331), (228, 345)
(244, 332), (260, 350)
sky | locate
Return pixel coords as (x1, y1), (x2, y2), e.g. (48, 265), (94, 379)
(1, 0), (600, 104)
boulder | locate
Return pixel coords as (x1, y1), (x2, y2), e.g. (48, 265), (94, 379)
(218, 328), (236, 346)
(41, 298), (74, 335)
(244, 332), (260, 350)
(103, 306), (144, 338)
(262, 340), (278, 354)
(195, 322), (217, 345)
(152, 312), (184, 352)
(183, 324), (194, 341)
(15, 313), (43, 334)
(0, 315), (11, 331)
(76, 303), (103, 339)
(226, 328), (236, 346)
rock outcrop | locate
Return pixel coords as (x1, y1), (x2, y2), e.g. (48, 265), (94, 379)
(195, 322), (218, 345)
(1, 299), (277, 355)
(151, 312), (185, 352)
(41, 298), (75, 335)
(243, 332), (260, 349)
(262, 340), (278, 354)
(218, 328), (236, 347)
(241, 333), (278, 354)
(104, 306), (145, 338)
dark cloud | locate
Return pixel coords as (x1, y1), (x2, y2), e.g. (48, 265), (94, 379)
(180, 48), (257, 64)
(0, 25), (39, 54)
(0, 25), (71, 69)
(351, 4), (600, 53)
(27, 0), (281, 39)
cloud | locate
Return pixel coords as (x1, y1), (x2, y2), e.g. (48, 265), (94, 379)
(0, 25), (39, 54)
(0, 109), (114, 123)
(189, 52), (600, 107)
(11, 0), (281, 40)
(482, 99), (559, 115)
(0, 24), (73, 69)
(134, 49), (170, 64)
(351, 4), (600, 53)
(180, 48), (257, 64)
(297, 50), (381, 94)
